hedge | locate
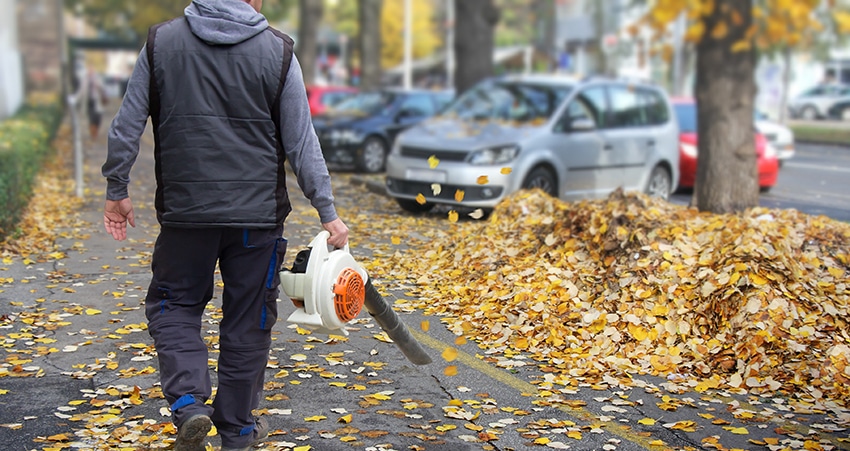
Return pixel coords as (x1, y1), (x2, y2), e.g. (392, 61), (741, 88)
(0, 97), (63, 241)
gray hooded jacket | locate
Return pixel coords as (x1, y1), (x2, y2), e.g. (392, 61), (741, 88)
(103, 0), (338, 227)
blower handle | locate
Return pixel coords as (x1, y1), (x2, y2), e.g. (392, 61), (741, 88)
(311, 230), (350, 254)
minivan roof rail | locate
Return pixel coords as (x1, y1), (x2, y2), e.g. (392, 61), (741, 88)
(581, 74), (656, 86)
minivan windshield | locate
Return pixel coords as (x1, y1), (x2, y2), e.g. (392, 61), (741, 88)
(442, 81), (572, 124)
(332, 92), (396, 116)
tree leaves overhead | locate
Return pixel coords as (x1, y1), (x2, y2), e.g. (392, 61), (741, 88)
(65, 0), (294, 43)
(641, 0), (850, 53)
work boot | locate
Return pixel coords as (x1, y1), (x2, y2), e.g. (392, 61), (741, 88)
(173, 414), (212, 451)
(220, 416), (269, 451)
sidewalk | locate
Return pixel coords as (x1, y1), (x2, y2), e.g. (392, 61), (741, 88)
(0, 109), (479, 451)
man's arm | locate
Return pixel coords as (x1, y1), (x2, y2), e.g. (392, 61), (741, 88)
(102, 46), (150, 240)
(102, 46), (150, 201)
(278, 55), (348, 247)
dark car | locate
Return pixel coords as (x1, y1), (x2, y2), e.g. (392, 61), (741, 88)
(827, 97), (850, 121)
(311, 88), (454, 173)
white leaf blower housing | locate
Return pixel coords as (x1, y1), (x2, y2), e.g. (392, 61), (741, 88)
(280, 231), (368, 336)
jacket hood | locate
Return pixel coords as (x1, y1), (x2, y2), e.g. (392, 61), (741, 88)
(184, 0), (268, 45)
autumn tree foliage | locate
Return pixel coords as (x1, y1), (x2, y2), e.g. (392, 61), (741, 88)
(65, 0), (293, 43)
(642, 0), (850, 214)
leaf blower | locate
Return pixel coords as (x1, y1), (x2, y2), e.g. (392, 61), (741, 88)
(279, 231), (432, 365)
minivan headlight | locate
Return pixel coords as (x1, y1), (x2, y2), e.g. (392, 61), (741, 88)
(468, 145), (519, 165)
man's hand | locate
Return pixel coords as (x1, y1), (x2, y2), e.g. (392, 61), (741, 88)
(322, 217), (349, 248)
(104, 198), (136, 241)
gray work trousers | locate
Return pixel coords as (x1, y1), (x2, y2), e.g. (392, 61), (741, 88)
(144, 225), (286, 448)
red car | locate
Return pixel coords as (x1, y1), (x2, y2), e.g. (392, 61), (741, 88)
(306, 85), (357, 116)
(672, 98), (778, 190)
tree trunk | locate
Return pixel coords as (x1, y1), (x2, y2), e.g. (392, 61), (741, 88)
(358, 0), (383, 90)
(297, 0), (324, 85)
(454, 0), (500, 95)
(692, 0), (758, 213)
(533, 0), (555, 70)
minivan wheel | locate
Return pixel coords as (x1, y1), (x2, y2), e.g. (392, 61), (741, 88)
(396, 198), (435, 213)
(522, 167), (557, 197)
(357, 137), (388, 173)
(801, 105), (818, 120)
(645, 165), (671, 200)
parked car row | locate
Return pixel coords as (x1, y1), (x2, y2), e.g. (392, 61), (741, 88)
(310, 75), (794, 213)
(788, 83), (850, 120)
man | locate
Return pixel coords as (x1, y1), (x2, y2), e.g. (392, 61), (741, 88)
(101, 1), (349, 450)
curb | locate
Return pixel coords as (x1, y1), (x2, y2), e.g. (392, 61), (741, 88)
(349, 175), (388, 197)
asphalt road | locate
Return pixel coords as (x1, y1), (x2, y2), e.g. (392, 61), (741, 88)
(671, 141), (850, 222)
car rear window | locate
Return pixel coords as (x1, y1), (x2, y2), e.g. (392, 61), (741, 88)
(673, 103), (697, 133)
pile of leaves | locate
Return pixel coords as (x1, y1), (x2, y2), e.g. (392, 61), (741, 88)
(382, 189), (850, 405)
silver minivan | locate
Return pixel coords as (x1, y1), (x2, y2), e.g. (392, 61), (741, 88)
(385, 74), (680, 213)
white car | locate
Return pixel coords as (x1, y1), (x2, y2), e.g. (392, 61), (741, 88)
(755, 112), (795, 164)
(788, 84), (850, 120)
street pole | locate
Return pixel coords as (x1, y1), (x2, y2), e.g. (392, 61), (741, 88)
(445, 0), (454, 89)
(403, 0), (412, 90)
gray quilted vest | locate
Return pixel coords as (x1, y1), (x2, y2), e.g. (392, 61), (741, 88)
(146, 17), (294, 227)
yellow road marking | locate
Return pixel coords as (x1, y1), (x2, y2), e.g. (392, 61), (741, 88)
(410, 329), (664, 450)
(410, 329), (850, 451)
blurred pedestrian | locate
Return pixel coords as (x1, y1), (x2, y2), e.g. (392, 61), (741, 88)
(101, 0), (349, 450)
(87, 69), (106, 139)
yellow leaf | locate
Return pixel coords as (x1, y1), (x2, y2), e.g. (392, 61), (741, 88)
(567, 430), (582, 440)
(711, 21), (728, 40)
(685, 21), (705, 42)
(0, 389), (8, 395)
(638, 417), (657, 425)
(420, 320), (430, 331)
(294, 446), (312, 451)
(338, 414), (352, 423)
(723, 426), (749, 435)
(444, 365), (458, 376)
(454, 190), (465, 202)
(476, 175), (489, 185)
(448, 211), (459, 223)
(416, 193), (427, 205)
(534, 437), (551, 444)
(85, 308), (102, 315)
(442, 347), (458, 362)
(500, 167), (512, 174)
(391, 236), (401, 245)
(428, 155), (440, 168)
(731, 39), (751, 53)
(454, 336), (467, 345)
(304, 415), (327, 422)
(436, 424), (457, 432)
